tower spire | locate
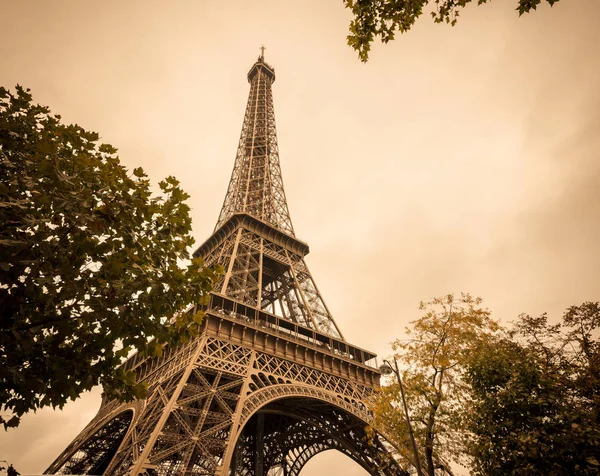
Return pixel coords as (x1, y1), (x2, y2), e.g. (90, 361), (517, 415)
(215, 54), (294, 235)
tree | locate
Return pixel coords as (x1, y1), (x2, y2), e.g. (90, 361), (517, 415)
(370, 294), (499, 475)
(0, 86), (221, 428)
(465, 303), (600, 474)
(344, 0), (561, 61)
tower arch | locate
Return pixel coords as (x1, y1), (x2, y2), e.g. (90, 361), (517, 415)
(227, 392), (403, 476)
(52, 409), (135, 475)
(289, 444), (369, 475)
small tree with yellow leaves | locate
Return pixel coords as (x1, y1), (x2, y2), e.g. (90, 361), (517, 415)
(371, 294), (499, 475)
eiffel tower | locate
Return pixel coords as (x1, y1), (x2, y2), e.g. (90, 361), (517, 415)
(46, 52), (404, 476)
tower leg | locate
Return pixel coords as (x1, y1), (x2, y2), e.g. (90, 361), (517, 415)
(255, 412), (265, 476)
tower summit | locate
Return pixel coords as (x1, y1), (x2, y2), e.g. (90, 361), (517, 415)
(46, 55), (404, 476)
(216, 53), (292, 235)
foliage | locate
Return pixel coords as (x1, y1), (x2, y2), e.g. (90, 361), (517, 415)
(465, 303), (600, 475)
(0, 86), (221, 429)
(370, 294), (499, 475)
(373, 298), (600, 474)
(344, 0), (561, 61)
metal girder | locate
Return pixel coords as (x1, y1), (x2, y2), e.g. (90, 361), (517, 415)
(47, 337), (404, 475)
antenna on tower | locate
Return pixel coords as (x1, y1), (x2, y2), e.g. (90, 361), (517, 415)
(260, 45), (265, 60)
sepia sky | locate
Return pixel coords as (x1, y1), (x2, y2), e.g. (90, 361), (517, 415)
(1, 0), (599, 474)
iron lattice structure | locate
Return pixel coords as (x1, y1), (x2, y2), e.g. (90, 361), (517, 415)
(46, 54), (405, 476)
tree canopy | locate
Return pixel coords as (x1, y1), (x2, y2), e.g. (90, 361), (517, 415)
(466, 304), (600, 474)
(370, 294), (499, 475)
(344, 0), (561, 61)
(0, 86), (220, 428)
(371, 297), (600, 475)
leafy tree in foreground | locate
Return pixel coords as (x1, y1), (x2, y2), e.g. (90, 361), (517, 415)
(344, 0), (561, 61)
(465, 303), (600, 475)
(0, 86), (220, 429)
(370, 294), (499, 475)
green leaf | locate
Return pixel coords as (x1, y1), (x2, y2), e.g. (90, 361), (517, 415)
(193, 310), (205, 324)
(0, 85), (217, 427)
